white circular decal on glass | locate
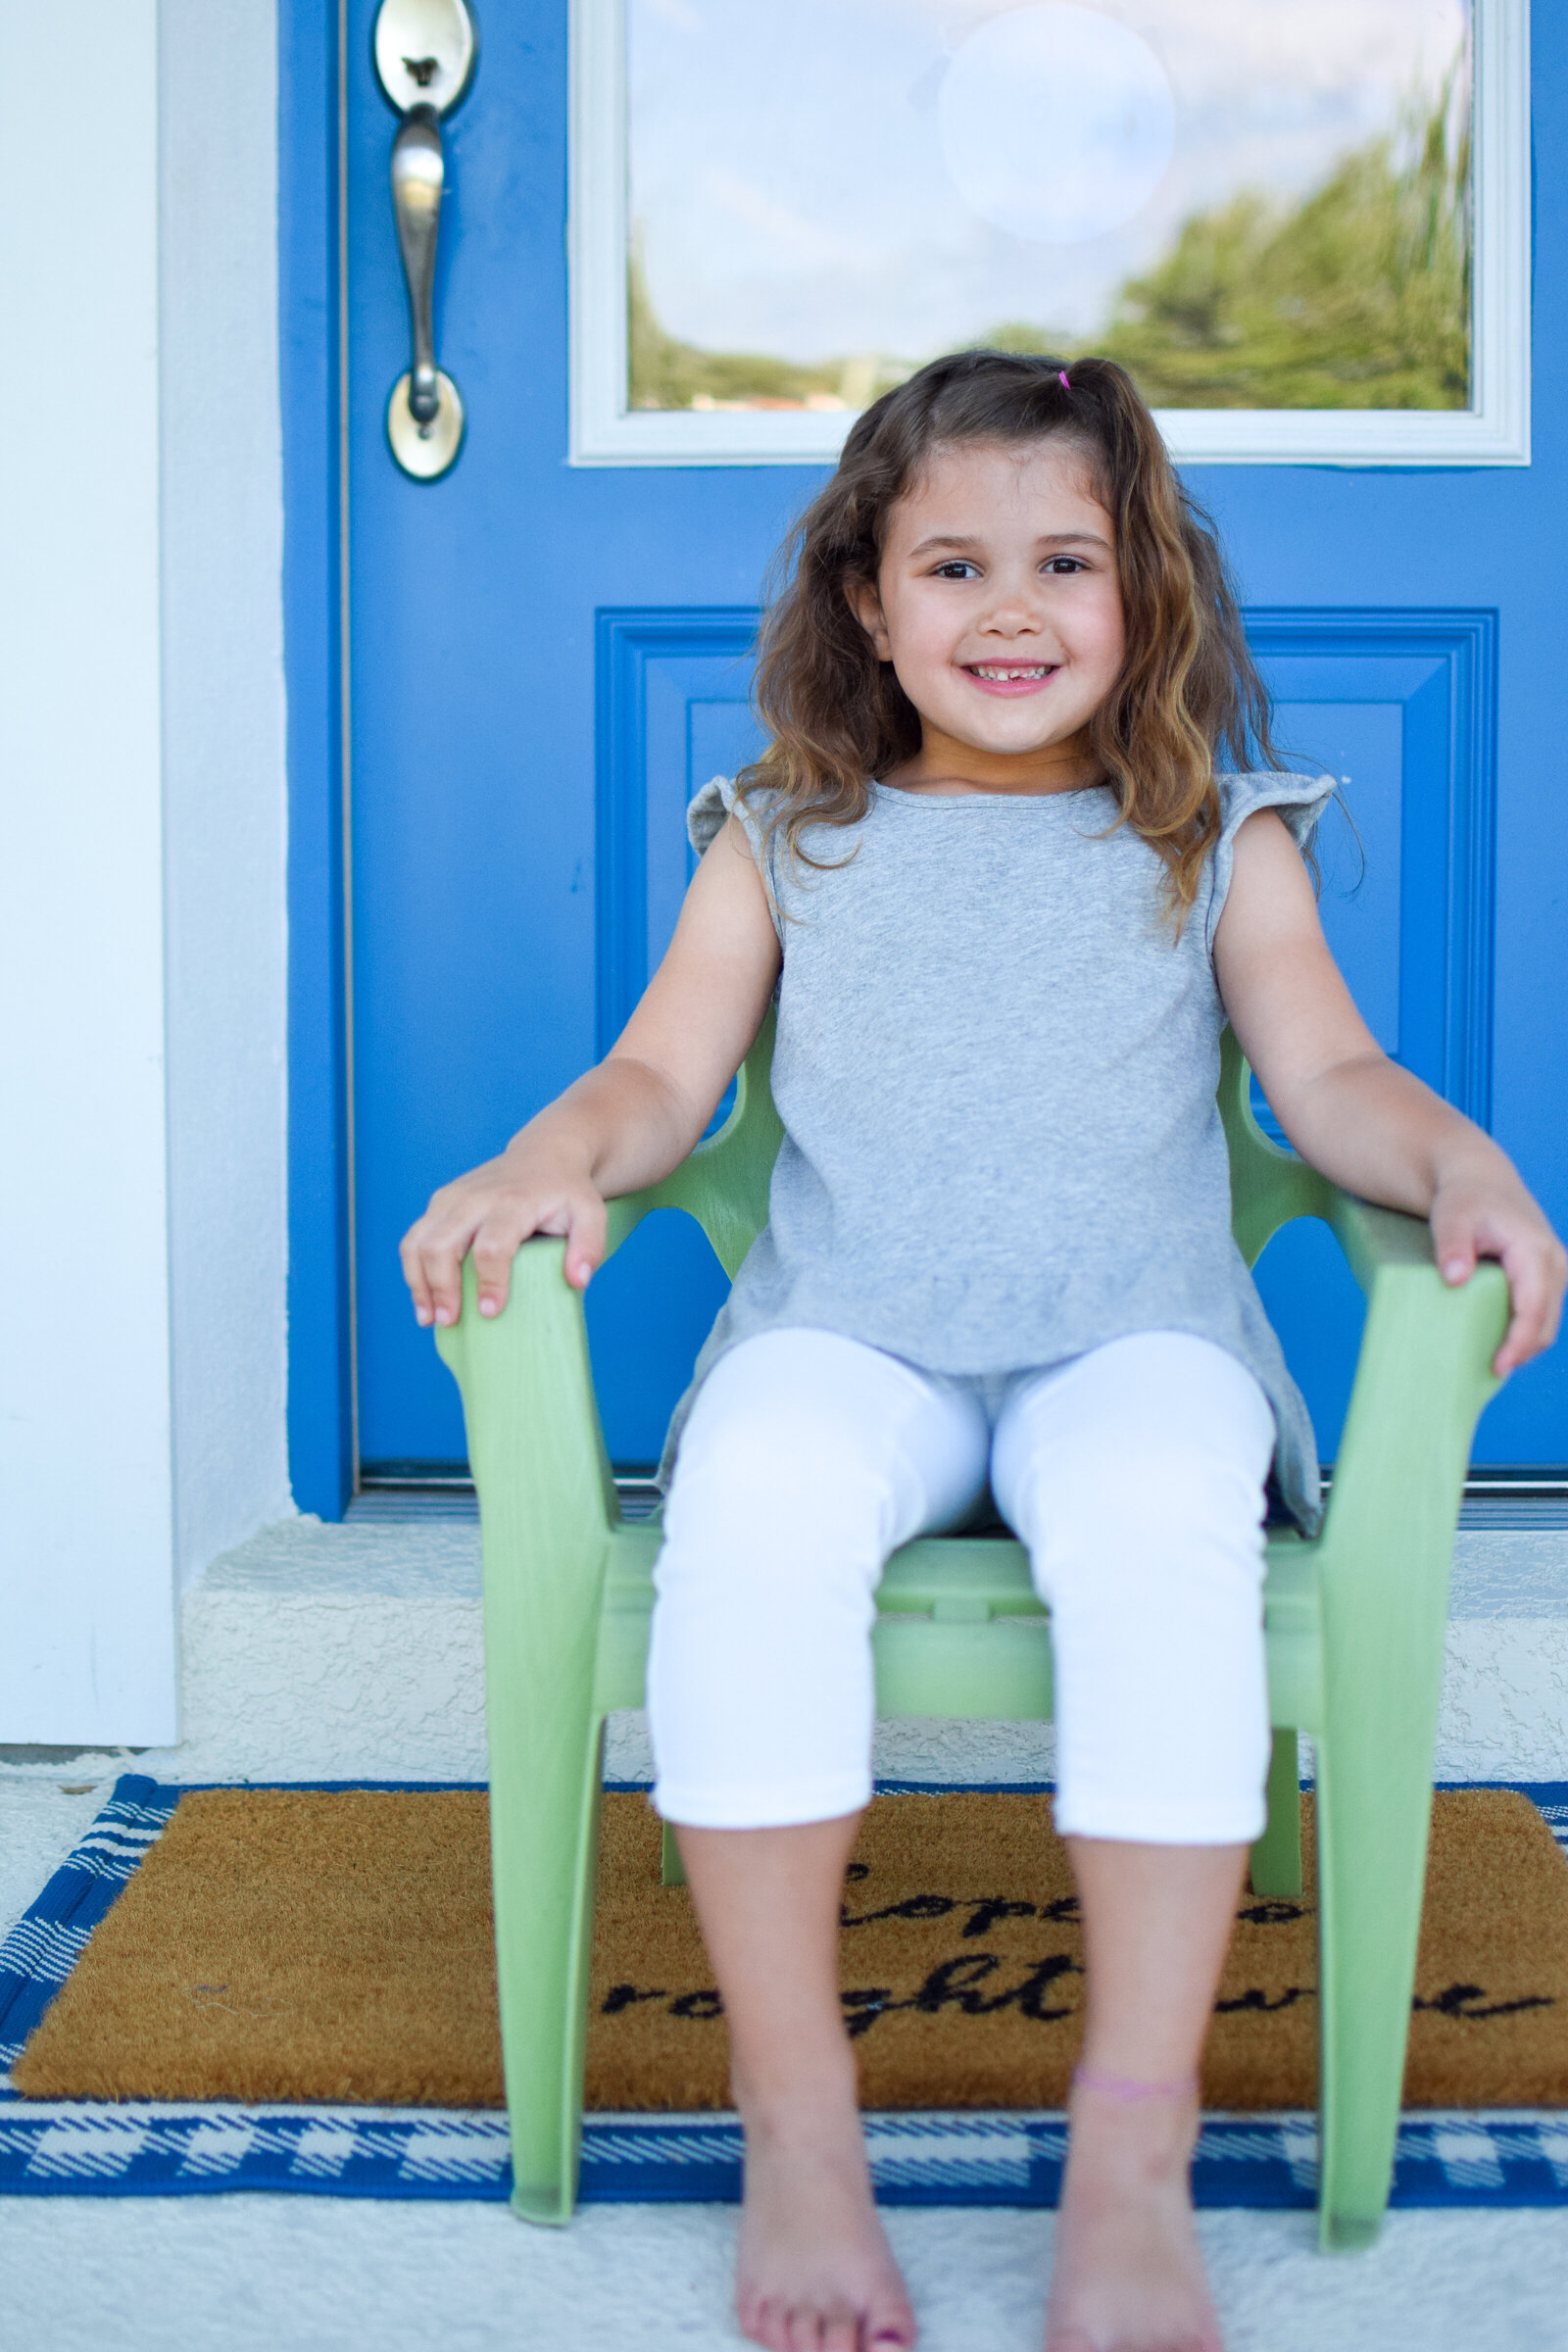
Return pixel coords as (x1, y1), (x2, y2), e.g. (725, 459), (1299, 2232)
(938, 4), (1176, 246)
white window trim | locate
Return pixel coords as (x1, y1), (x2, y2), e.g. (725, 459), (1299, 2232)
(569, 0), (1530, 469)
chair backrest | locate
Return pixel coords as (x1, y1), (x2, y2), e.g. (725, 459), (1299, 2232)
(626, 1007), (1328, 1282)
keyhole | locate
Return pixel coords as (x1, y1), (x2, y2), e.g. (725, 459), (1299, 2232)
(403, 54), (440, 87)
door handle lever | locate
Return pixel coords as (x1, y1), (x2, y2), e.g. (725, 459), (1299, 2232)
(374, 0), (478, 480)
(392, 105), (447, 430)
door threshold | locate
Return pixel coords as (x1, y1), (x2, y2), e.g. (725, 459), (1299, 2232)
(348, 1472), (663, 1523)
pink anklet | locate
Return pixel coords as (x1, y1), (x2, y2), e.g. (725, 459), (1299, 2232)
(1071, 2065), (1199, 2103)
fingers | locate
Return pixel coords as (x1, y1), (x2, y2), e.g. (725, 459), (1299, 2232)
(398, 1229), (437, 1329)
(1436, 1240), (1477, 1287)
(1432, 1199), (1566, 1377)
(469, 1222), (525, 1321)
(399, 1215), (477, 1332)
(563, 1194), (608, 1294)
(1430, 1196), (1481, 1291)
(470, 1189), (607, 1313)
(1492, 1233), (1566, 1377)
(401, 1177), (611, 1327)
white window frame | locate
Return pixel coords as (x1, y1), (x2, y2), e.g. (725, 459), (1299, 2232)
(569, 0), (1530, 468)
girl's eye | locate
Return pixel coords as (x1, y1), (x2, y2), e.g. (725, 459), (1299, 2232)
(1044, 557), (1087, 575)
(932, 560), (980, 579)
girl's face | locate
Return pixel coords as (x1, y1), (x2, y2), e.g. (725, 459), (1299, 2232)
(849, 438), (1126, 791)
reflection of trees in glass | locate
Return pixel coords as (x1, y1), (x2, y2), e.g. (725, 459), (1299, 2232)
(627, 89), (1470, 415)
(1091, 87), (1470, 409)
(628, 246), (902, 413)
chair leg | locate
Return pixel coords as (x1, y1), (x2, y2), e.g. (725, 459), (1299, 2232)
(489, 1713), (606, 2225)
(1258, 1184), (1505, 2247)
(1313, 1729), (1440, 2249)
(1249, 1730), (1302, 1898)
(439, 1247), (622, 2227)
(1310, 1454), (1462, 2249)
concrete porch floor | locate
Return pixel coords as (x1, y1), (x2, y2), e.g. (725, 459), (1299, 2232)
(4, 1501), (1568, 2351)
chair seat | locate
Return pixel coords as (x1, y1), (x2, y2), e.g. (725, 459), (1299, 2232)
(595, 1519), (1324, 1731)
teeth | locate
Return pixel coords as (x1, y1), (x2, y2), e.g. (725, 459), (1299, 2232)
(972, 664), (1050, 680)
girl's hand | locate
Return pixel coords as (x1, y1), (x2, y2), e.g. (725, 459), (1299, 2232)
(400, 1147), (608, 1328)
(1429, 1158), (1568, 1377)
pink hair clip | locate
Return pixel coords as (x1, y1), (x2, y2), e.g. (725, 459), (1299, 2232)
(1057, 370), (1072, 391)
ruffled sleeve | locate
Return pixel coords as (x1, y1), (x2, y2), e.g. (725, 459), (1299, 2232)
(686, 773), (739, 857)
(1204, 769), (1338, 954)
(687, 773), (784, 940)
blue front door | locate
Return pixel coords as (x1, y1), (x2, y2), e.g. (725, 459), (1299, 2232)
(340, 3), (1566, 1486)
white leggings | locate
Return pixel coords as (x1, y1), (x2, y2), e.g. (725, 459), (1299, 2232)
(647, 1328), (1277, 1844)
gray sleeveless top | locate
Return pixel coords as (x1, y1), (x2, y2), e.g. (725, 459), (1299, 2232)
(668, 767), (1335, 1532)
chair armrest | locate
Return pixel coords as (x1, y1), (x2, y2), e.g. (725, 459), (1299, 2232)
(435, 1012), (782, 1543)
(1324, 1188), (1481, 1292)
(1219, 1028), (1335, 1264)
(1218, 1026), (1507, 1551)
(436, 1240), (619, 1541)
(603, 1005), (784, 1280)
(1318, 1182), (1507, 1556)
(1220, 1022), (1507, 1464)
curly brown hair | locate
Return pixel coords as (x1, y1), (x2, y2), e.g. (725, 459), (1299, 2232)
(738, 349), (1283, 915)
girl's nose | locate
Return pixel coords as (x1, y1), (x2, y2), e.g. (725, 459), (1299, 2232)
(980, 606), (1048, 639)
(978, 581), (1050, 634)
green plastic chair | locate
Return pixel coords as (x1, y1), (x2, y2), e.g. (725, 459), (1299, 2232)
(436, 1011), (1507, 2247)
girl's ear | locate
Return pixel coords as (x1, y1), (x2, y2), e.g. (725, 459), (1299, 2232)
(845, 574), (893, 661)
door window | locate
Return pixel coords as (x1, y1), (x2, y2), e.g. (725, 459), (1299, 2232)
(571, 0), (1526, 465)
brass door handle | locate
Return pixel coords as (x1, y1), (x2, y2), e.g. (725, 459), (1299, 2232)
(373, 0), (478, 480)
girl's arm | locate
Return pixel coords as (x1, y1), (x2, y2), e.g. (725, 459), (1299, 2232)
(1213, 809), (1565, 1376)
(401, 815), (781, 1328)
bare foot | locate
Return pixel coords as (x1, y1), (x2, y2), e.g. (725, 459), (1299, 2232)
(735, 2088), (916, 2352)
(1044, 2085), (1221, 2352)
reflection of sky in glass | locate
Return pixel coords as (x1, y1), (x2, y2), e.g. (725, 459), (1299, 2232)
(628, 0), (1469, 359)
(938, 8), (1176, 244)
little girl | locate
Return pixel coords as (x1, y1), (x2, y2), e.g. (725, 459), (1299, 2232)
(403, 354), (1563, 2352)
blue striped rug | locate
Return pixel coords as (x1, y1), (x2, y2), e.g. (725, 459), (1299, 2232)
(1, 1775), (1565, 2207)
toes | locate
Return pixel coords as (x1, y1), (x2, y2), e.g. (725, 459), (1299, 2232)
(866, 2285), (917, 2349)
(742, 2291), (914, 2352)
(738, 2295), (793, 2352)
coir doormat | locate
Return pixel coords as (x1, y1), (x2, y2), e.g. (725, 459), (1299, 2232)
(6, 1779), (1568, 2119)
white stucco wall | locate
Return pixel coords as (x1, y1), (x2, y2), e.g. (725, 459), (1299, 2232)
(0, 0), (289, 1742)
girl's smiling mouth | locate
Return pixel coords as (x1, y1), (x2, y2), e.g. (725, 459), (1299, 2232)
(963, 662), (1058, 694)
